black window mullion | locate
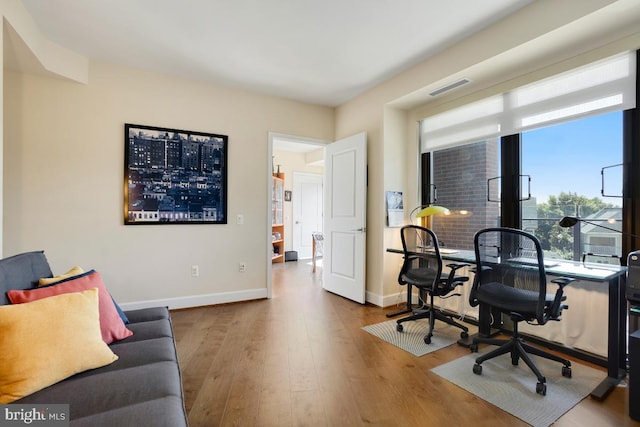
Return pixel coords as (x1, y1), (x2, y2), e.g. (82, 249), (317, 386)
(622, 50), (640, 264)
(500, 134), (521, 228)
(421, 152), (432, 205)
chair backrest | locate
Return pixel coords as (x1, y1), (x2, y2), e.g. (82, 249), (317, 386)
(470, 227), (548, 324)
(398, 225), (442, 287)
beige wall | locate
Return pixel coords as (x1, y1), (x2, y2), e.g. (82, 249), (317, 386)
(3, 62), (334, 308)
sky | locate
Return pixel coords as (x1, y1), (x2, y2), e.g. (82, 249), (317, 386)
(521, 110), (623, 207)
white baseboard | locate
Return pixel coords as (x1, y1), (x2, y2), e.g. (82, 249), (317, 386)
(119, 287), (414, 312)
(118, 288), (269, 311)
(366, 287), (417, 309)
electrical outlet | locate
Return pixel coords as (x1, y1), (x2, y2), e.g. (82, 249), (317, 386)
(239, 262), (246, 273)
(191, 265), (199, 277)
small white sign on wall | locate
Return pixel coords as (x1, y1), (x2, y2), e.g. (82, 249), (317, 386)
(386, 191), (404, 228)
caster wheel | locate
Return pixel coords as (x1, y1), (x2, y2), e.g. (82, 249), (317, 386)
(460, 331), (469, 339)
(424, 335), (432, 344)
(473, 364), (482, 375)
(470, 343), (478, 353)
(562, 366), (572, 378)
(396, 324), (403, 332)
(536, 382), (547, 396)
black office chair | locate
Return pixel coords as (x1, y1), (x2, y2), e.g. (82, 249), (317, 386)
(469, 227), (574, 395)
(395, 225), (470, 344)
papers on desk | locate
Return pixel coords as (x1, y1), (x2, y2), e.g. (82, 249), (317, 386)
(507, 257), (559, 268)
(440, 249), (459, 254)
(419, 246), (459, 255)
(495, 257), (624, 280)
(548, 261), (623, 279)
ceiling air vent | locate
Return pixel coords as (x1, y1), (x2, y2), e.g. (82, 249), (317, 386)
(429, 78), (471, 97)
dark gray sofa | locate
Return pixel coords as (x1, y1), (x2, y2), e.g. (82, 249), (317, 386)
(0, 251), (189, 427)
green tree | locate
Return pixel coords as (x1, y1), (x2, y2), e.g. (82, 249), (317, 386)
(533, 192), (616, 259)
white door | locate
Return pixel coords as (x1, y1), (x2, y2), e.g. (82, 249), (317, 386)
(292, 173), (323, 259)
(323, 132), (367, 304)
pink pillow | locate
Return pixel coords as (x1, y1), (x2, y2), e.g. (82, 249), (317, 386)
(7, 270), (133, 344)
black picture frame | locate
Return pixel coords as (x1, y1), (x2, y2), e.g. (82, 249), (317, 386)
(124, 123), (228, 224)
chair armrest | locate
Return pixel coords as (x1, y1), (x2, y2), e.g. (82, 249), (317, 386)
(436, 263), (470, 296)
(549, 276), (575, 319)
(445, 262), (470, 283)
(469, 265), (491, 307)
(550, 277), (574, 288)
(446, 262), (471, 271)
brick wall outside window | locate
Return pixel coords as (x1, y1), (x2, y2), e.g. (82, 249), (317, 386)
(431, 139), (500, 250)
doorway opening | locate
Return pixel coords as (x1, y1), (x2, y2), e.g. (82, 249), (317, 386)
(267, 133), (326, 298)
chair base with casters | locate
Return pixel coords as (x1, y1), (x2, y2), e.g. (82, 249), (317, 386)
(470, 270), (574, 395)
(396, 291), (469, 344)
(470, 314), (572, 396)
(395, 260), (470, 345)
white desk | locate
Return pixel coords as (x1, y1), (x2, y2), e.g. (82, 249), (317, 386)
(387, 248), (627, 400)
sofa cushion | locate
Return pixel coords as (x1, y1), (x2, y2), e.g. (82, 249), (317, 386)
(69, 396), (188, 427)
(17, 362), (185, 423)
(74, 338), (179, 375)
(111, 295), (130, 324)
(0, 251), (52, 305)
(0, 289), (118, 403)
(38, 265), (84, 286)
(117, 319), (174, 343)
(7, 270), (133, 344)
(37, 265), (130, 324)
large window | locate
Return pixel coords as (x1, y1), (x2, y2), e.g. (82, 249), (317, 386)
(422, 52), (635, 256)
(428, 111), (624, 257)
(522, 111), (623, 261)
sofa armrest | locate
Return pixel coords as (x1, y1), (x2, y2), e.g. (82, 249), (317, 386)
(124, 307), (170, 323)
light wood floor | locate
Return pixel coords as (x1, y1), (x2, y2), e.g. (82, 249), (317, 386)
(171, 260), (639, 427)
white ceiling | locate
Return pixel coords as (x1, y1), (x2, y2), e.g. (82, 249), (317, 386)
(19, 0), (534, 107)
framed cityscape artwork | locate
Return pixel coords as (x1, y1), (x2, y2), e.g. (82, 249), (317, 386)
(124, 123), (228, 224)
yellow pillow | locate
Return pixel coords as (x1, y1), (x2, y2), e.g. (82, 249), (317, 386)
(0, 288), (118, 403)
(39, 266), (85, 286)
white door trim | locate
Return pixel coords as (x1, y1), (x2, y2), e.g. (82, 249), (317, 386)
(267, 132), (329, 299)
